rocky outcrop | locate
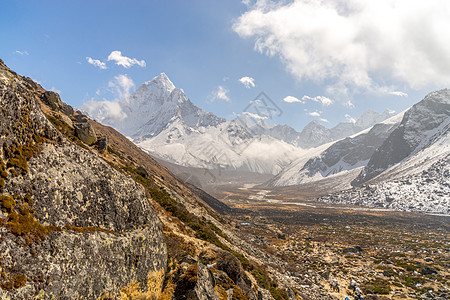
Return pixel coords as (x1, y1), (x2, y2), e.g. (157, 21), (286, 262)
(41, 91), (74, 116)
(73, 113), (97, 145)
(0, 59), (167, 299)
(98, 136), (108, 154)
(194, 262), (220, 300)
(40, 91), (62, 110)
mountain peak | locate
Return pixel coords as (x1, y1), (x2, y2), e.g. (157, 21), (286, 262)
(143, 72), (176, 94)
(304, 120), (325, 128)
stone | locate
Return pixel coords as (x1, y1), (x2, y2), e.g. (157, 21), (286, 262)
(98, 136), (108, 154)
(60, 102), (74, 116)
(41, 91), (62, 110)
(75, 122), (97, 145)
(193, 262), (220, 300)
(74, 112), (89, 123)
(258, 288), (275, 300)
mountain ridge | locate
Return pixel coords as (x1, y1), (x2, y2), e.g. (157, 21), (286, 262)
(82, 73), (396, 175)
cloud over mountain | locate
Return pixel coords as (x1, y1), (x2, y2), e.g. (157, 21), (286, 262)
(234, 0), (450, 93)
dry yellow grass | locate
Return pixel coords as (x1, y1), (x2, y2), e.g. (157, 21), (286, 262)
(120, 269), (165, 300)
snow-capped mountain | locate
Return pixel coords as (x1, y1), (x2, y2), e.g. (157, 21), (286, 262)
(318, 131), (450, 214)
(353, 89), (450, 185)
(267, 112), (404, 187)
(82, 73), (304, 174)
(318, 89), (450, 214)
(296, 109), (396, 148)
(236, 108), (396, 149)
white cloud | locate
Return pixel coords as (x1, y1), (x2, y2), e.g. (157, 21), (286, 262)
(243, 111), (267, 120)
(389, 91), (408, 97)
(343, 100), (355, 109)
(81, 100), (127, 122)
(320, 118), (329, 123)
(15, 50), (29, 55)
(302, 95), (334, 106)
(108, 74), (135, 100)
(79, 75), (134, 123)
(107, 51), (146, 68)
(345, 114), (356, 123)
(307, 111), (321, 117)
(209, 86), (230, 102)
(283, 96), (303, 103)
(239, 76), (256, 88)
(86, 57), (107, 69)
(233, 0), (450, 92)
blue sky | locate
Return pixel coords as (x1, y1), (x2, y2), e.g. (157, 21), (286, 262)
(1, 0), (449, 131)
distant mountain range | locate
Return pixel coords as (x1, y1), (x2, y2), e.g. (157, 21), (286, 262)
(81, 73), (393, 174)
(267, 112), (404, 187)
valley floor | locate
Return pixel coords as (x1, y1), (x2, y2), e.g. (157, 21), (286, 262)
(215, 186), (449, 299)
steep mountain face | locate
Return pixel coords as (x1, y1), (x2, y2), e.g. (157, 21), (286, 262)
(267, 113), (403, 187)
(297, 121), (332, 149)
(319, 132), (450, 214)
(317, 90), (450, 214)
(353, 89), (450, 186)
(83, 74), (303, 175)
(88, 73), (225, 139)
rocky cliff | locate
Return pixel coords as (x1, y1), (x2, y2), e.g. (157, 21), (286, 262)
(0, 59), (167, 299)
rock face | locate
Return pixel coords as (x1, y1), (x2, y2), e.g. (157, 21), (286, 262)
(318, 90), (450, 214)
(0, 59), (167, 298)
(353, 89), (450, 185)
(193, 262), (219, 300)
(40, 91), (62, 110)
(41, 90), (74, 116)
(74, 113), (97, 145)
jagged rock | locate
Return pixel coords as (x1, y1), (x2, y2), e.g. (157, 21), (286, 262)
(98, 136), (108, 154)
(41, 91), (62, 110)
(194, 262), (220, 300)
(23, 77), (39, 90)
(74, 112), (89, 123)
(136, 165), (148, 178)
(60, 102), (74, 116)
(215, 251), (256, 300)
(75, 122), (97, 145)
